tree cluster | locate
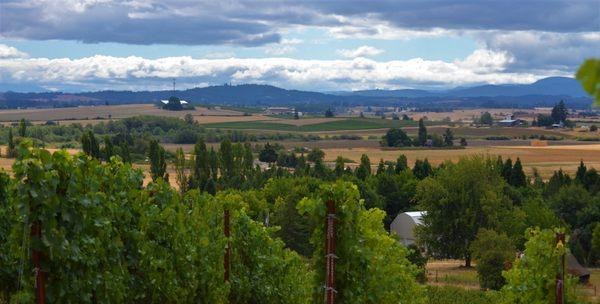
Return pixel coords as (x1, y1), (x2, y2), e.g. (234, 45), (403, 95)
(382, 123), (459, 148)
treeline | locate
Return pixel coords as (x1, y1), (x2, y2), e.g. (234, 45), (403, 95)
(0, 115), (358, 160)
(382, 119), (466, 148)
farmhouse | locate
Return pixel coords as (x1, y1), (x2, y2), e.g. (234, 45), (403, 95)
(498, 114), (525, 127)
(390, 211), (425, 246)
(265, 107), (295, 115)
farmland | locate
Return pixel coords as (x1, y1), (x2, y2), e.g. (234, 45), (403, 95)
(200, 117), (423, 131)
(1, 104), (600, 303)
(0, 104), (248, 123)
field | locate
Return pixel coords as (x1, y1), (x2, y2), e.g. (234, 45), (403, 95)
(1, 104), (599, 180)
(406, 108), (551, 122)
(320, 144), (600, 178)
(0, 104), (247, 123)
(426, 260), (600, 302)
(201, 117), (424, 132)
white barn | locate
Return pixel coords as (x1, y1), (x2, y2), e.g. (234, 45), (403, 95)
(390, 211), (425, 246)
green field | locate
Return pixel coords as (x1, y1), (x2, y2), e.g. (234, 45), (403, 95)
(201, 118), (426, 132)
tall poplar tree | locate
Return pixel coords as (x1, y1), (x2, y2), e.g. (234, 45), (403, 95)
(417, 118), (427, 146)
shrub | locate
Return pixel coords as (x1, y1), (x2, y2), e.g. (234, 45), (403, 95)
(501, 228), (583, 303)
(470, 229), (515, 290)
(426, 286), (500, 304)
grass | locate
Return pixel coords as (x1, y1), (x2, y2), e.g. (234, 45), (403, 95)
(201, 118), (423, 132)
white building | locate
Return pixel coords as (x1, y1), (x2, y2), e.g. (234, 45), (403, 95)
(161, 99), (188, 105)
(390, 211), (425, 246)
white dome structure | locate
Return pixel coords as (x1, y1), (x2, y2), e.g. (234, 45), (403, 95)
(390, 211), (425, 246)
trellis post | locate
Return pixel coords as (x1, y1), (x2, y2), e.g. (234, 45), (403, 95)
(325, 200), (337, 304)
(31, 220), (46, 304)
(224, 209), (231, 282)
(556, 232), (565, 304)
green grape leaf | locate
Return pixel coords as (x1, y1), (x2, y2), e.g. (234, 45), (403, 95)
(576, 58), (600, 106)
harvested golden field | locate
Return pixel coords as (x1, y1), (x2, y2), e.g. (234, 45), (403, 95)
(0, 157), (13, 173)
(0, 104), (244, 122)
(407, 108), (550, 122)
(322, 144), (600, 178)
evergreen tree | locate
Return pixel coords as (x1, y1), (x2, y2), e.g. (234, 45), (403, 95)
(103, 136), (114, 161)
(295, 154), (306, 173)
(510, 158), (527, 187)
(312, 159), (330, 179)
(501, 158), (513, 183)
(258, 143), (278, 163)
(18, 118), (27, 137)
(385, 163), (395, 175)
(412, 158), (432, 179)
(417, 118), (427, 146)
(204, 178), (217, 195)
(334, 156), (345, 177)
(219, 138), (234, 180)
(148, 139), (167, 181)
(209, 148), (219, 179)
(376, 159), (386, 175)
(174, 148), (188, 193)
(119, 141), (131, 163)
(81, 132), (90, 156)
(479, 112), (493, 125)
(443, 128), (454, 146)
(395, 154), (408, 173)
(460, 138), (468, 146)
(551, 100), (568, 123)
(243, 143), (254, 174)
(192, 138), (210, 189)
(81, 130), (100, 159)
(576, 160), (587, 183)
(6, 128), (15, 158)
(324, 108), (334, 117)
(355, 154), (371, 180)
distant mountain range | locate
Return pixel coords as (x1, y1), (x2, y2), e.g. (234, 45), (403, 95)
(0, 77), (592, 110)
(334, 77), (589, 98)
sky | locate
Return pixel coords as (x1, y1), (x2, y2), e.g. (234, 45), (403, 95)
(0, 0), (599, 92)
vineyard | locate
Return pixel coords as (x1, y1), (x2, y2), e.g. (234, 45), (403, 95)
(1, 107), (600, 303)
(0, 147), (424, 303)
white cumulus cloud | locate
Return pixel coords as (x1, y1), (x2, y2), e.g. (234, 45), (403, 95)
(0, 48), (554, 92)
(337, 45), (384, 58)
(0, 44), (29, 59)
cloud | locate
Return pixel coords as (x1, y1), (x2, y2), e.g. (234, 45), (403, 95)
(310, 0), (598, 33)
(0, 48), (553, 92)
(264, 45), (297, 55)
(264, 38), (302, 55)
(337, 45), (384, 58)
(0, 44), (28, 59)
(203, 52), (236, 59)
(477, 31), (600, 72)
(0, 0), (283, 46)
(0, 0), (596, 46)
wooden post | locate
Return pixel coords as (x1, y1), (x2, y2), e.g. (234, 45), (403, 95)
(556, 232), (565, 304)
(325, 200), (337, 304)
(31, 220), (46, 304)
(224, 209), (230, 282)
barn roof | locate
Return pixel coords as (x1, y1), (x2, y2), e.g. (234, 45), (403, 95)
(400, 211), (425, 225)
